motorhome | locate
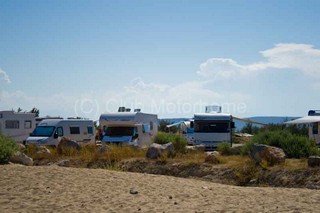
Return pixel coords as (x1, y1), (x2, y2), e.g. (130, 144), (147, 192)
(99, 110), (158, 147)
(191, 112), (234, 149)
(26, 119), (95, 146)
(0, 110), (36, 143)
(285, 110), (320, 145)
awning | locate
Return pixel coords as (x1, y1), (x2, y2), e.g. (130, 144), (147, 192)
(285, 116), (320, 124)
(166, 121), (186, 128)
(233, 117), (267, 126)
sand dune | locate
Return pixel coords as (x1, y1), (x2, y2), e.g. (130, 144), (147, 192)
(0, 164), (319, 213)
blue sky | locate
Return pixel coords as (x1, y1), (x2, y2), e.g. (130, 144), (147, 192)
(1, 0), (320, 119)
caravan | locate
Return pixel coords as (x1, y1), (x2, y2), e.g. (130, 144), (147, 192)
(99, 110), (158, 147)
(0, 110), (36, 143)
(26, 119), (95, 146)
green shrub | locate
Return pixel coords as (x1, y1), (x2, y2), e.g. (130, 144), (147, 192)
(153, 132), (187, 154)
(217, 142), (232, 155)
(153, 132), (175, 144)
(0, 134), (18, 164)
(240, 141), (254, 156)
(173, 134), (187, 154)
(241, 130), (319, 158)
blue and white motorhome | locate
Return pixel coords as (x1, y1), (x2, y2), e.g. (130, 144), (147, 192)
(26, 119), (96, 146)
(191, 112), (235, 149)
(99, 111), (158, 147)
(166, 106), (266, 149)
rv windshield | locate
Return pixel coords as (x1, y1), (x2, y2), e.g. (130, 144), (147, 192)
(106, 127), (135, 137)
(31, 126), (55, 137)
(194, 121), (230, 133)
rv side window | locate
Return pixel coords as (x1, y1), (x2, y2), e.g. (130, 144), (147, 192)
(70, 126), (80, 134)
(24, 120), (32, 129)
(57, 127), (63, 136)
(150, 121), (153, 131)
(143, 124), (150, 133)
(5, 120), (19, 129)
(87, 126), (93, 134)
(0, 113), (2, 118)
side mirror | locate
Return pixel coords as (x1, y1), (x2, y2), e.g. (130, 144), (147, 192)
(53, 132), (58, 139)
(190, 121), (194, 128)
(231, 122), (235, 128)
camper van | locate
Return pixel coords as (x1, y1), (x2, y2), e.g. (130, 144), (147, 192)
(99, 111), (158, 147)
(191, 112), (235, 149)
(0, 110), (36, 143)
(26, 119), (95, 146)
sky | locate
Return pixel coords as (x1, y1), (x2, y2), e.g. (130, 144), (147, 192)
(1, 0), (320, 120)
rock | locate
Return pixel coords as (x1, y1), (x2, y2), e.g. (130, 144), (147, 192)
(230, 144), (243, 155)
(250, 144), (286, 166)
(17, 143), (26, 151)
(98, 144), (109, 154)
(56, 160), (70, 167)
(146, 146), (161, 159)
(146, 143), (175, 159)
(308, 156), (320, 167)
(10, 152), (33, 166)
(57, 137), (81, 155)
(36, 146), (51, 155)
(129, 188), (138, 195)
(205, 151), (220, 164)
(186, 145), (206, 152)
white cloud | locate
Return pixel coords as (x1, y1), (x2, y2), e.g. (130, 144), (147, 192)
(0, 68), (11, 83)
(97, 78), (251, 117)
(0, 90), (76, 117)
(197, 58), (249, 79)
(198, 43), (320, 79)
(0, 78), (252, 119)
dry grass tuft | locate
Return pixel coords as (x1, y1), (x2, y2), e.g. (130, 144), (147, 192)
(100, 145), (146, 163)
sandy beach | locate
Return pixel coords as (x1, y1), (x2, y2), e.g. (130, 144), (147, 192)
(0, 164), (319, 213)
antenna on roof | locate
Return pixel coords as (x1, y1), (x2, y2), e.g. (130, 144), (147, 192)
(134, 109), (141, 112)
(125, 108), (131, 112)
(205, 105), (222, 113)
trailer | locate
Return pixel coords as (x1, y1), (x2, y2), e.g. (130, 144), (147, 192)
(26, 119), (95, 146)
(99, 111), (158, 147)
(0, 110), (36, 143)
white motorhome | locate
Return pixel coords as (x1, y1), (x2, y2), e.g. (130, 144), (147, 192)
(0, 110), (36, 143)
(191, 112), (234, 149)
(26, 119), (95, 146)
(285, 110), (320, 145)
(99, 111), (158, 147)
